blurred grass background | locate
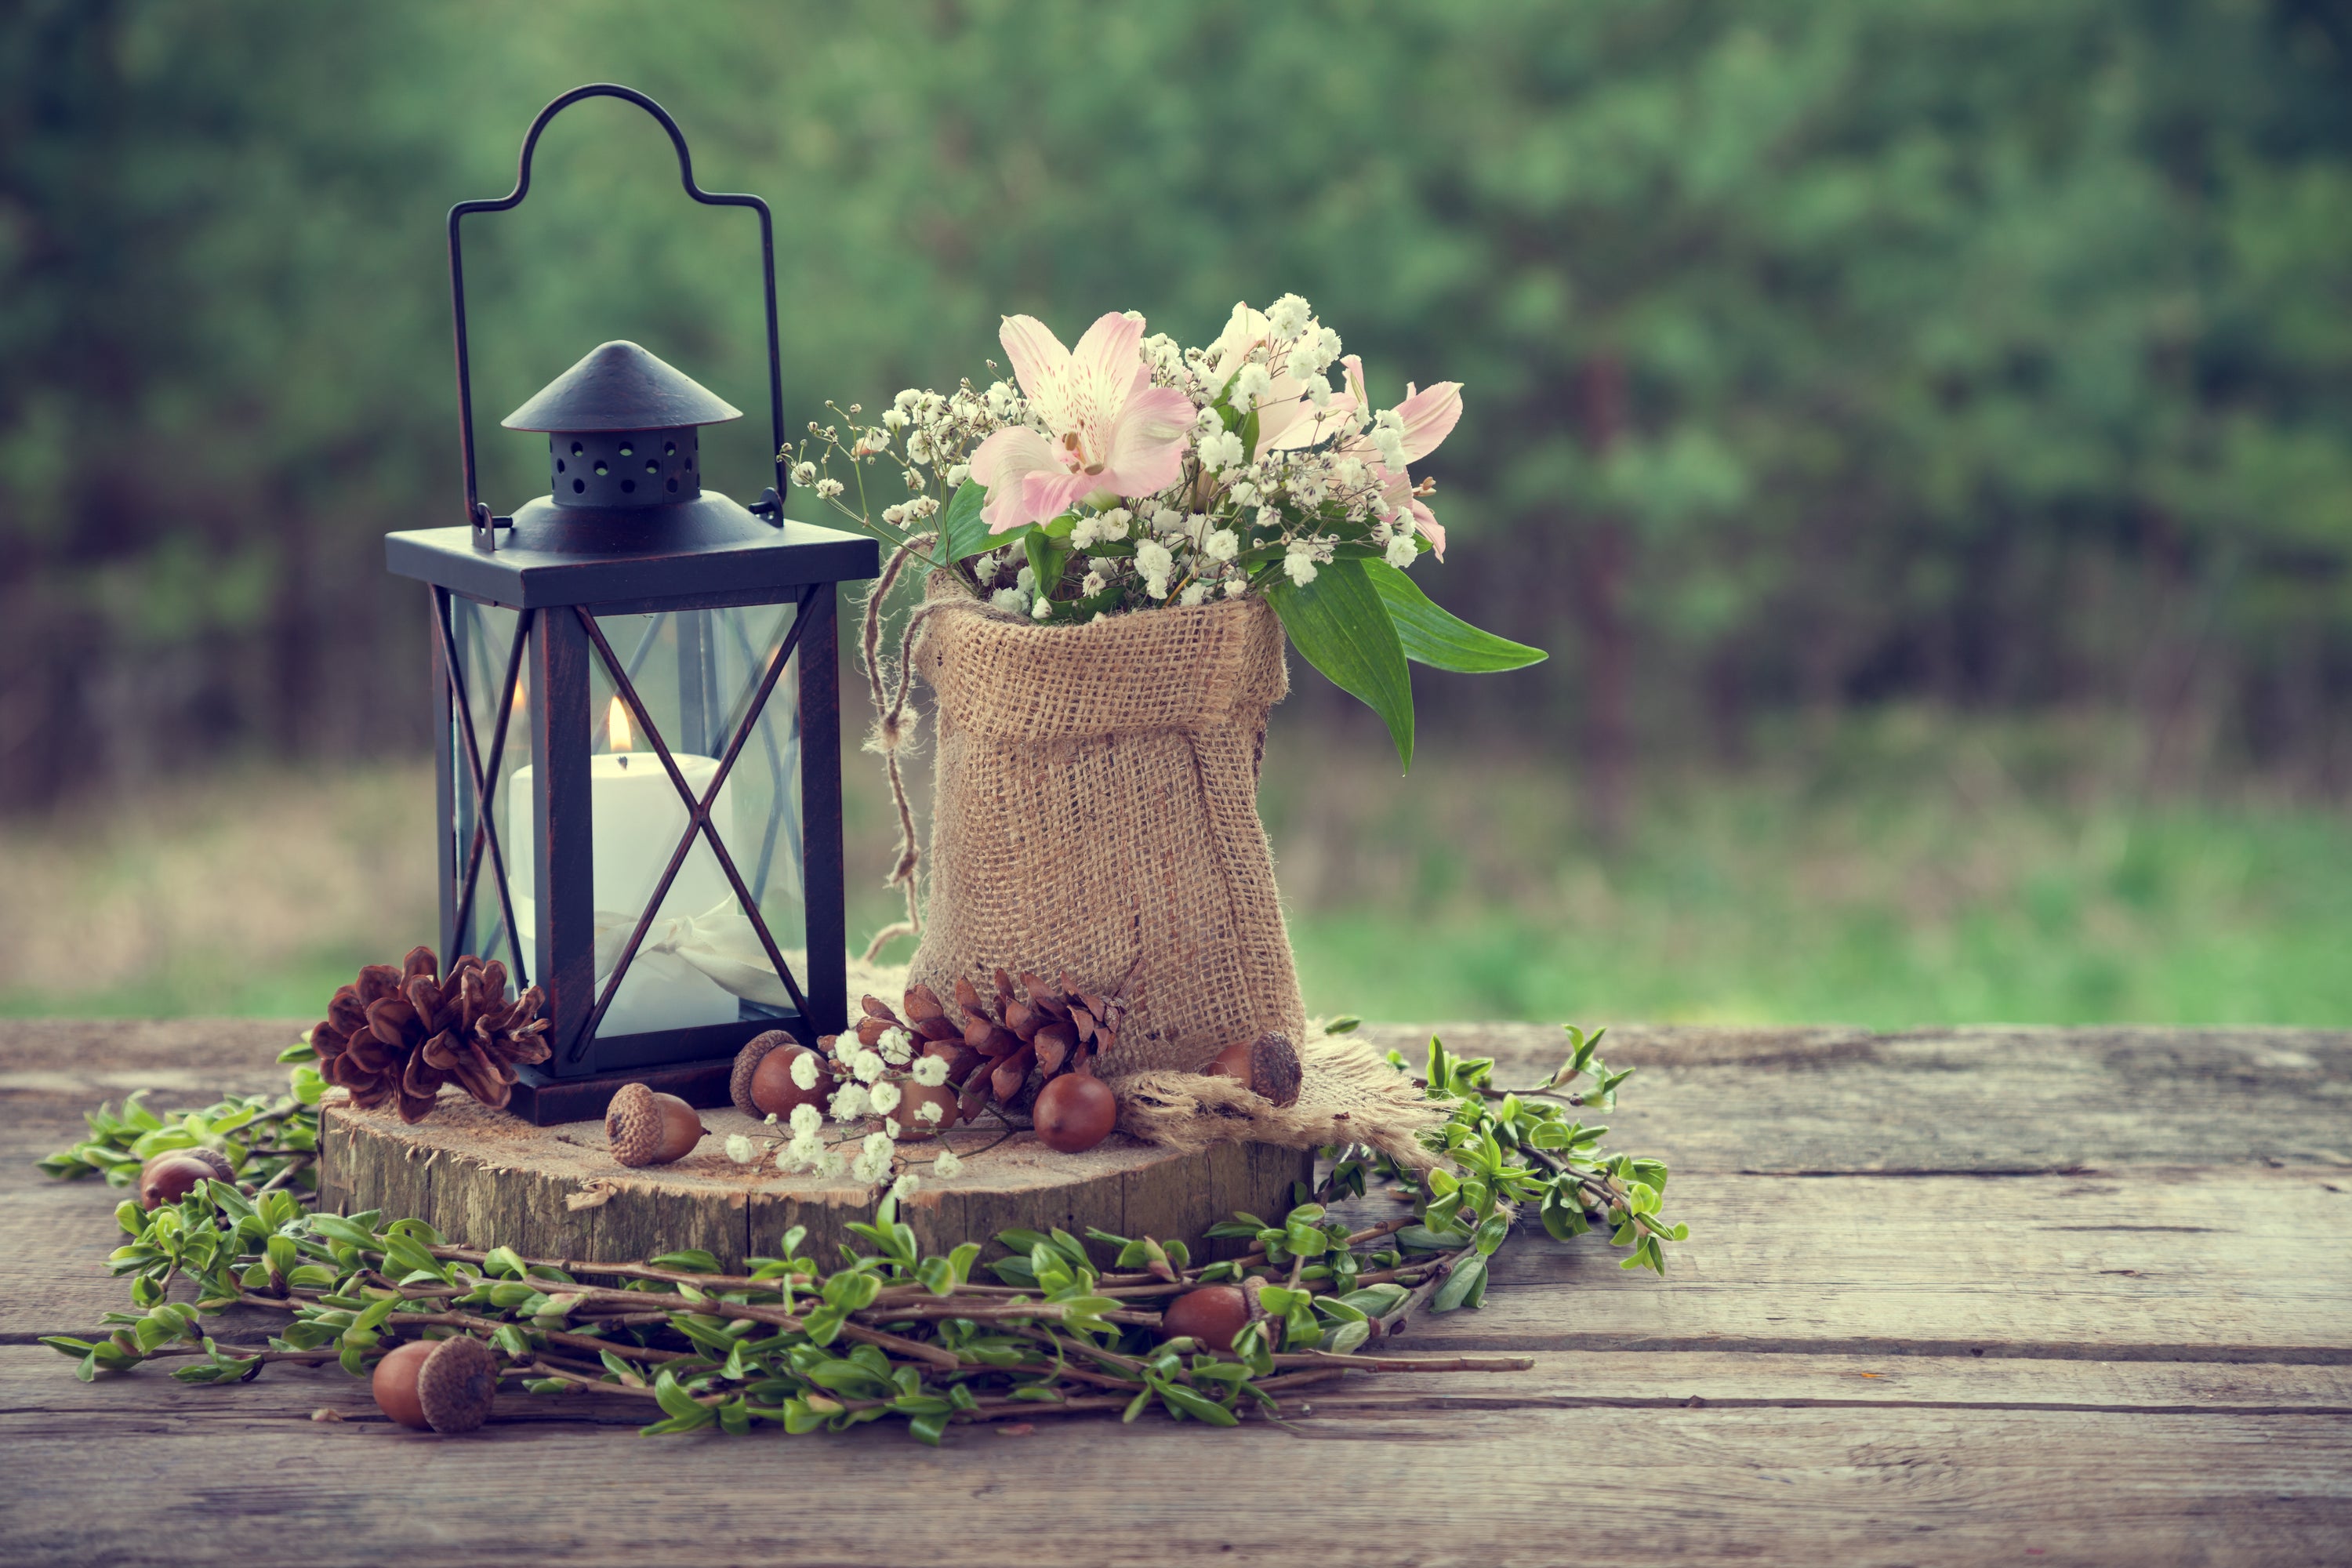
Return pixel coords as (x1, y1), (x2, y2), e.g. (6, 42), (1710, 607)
(2, 1), (2347, 1026)
(5, 717), (2347, 1027)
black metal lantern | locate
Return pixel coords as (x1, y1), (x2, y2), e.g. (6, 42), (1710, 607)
(385, 85), (877, 1124)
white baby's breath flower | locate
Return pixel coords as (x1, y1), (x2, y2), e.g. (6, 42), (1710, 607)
(790, 461), (818, 488)
(853, 1131), (895, 1182)
(1305, 376), (1334, 408)
(1225, 579), (1247, 598)
(1098, 507), (1131, 540)
(829, 1083), (870, 1122)
(912, 1054), (949, 1087)
(1016, 564), (1036, 592)
(895, 387), (922, 411)
(724, 1133), (757, 1165)
(1030, 596), (1052, 620)
(1180, 582), (1209, 607)
(1386, 532), (1420, 569)
(814, 477), (844, 500)
(1194, 405), (1225, 434)
(946, 463), (970, 486)
(789, 1102), (822, 1137)
(817, 1147), (848, 1180)
(1268, 293), (1312, 339)
(881, 504), (907, 526)
(1199, 430), (1245, 472)
(1294, 324), (1341, 376)
(1370, 426), (1407, 470)
(891, 1171), (920, 1201)
(1135, 538), (1172, 582)
(932, 1146), (963, 1178)
(1205, 529), (1240, 562)
(1070, 514), (1102, 549)
(990, 586), (1029, 615)
(1081, 570), (1105, 597)
(906, 432), (932, 465)
(1231, 364), (1272, 408)
(868, 1080), (902, 1116)
(1283, 542), (1319, 587)
(790, 1051), (821, 1091)
(882, 408), (909, 430)
(851, 1049), (886, 1084)
(878, 1026), (913, 1065)
(916, 1098), (945, 1123)
(1227, 481), (1258, 507)
(775, 1142), (811, 1175)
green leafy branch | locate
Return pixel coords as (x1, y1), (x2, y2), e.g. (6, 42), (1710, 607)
(40, 1021), (1680, 1440)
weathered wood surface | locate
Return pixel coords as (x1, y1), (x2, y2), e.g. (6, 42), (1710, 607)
(315, 1095), (1312, 1268)
(5, 1018), (2349, 1566)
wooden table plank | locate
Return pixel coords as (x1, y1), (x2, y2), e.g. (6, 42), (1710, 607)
(5, 1018), (2350, 1566)
(3, 1364), (2345, 1567)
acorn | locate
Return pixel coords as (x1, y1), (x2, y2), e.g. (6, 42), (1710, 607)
(732, 1031), (837, 1120)
(373, 1335), (499, 1433)
(1203, 1032), (1302, 1109)
(888, 1080), (960, 1142)
(1031, 1071), (1116, 1153)
(1160, 1285), (1250, 1352)
(605, 1083), (707, 1167)
(137, 1147), (236, 1210)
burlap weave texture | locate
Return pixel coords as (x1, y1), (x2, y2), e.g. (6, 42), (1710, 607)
(906, 575), (1307, 1074)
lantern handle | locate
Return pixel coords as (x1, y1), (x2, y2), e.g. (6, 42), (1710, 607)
(448, 83), (788, 551)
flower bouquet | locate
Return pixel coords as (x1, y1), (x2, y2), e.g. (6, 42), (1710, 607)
(799, 298), (1543, 1160)
(795, 295), (1544, 771)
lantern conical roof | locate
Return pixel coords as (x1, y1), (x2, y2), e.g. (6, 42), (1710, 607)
(502, 340), (742, 433)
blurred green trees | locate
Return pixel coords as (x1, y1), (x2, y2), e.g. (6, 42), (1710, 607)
(3, 0), (2346, 814)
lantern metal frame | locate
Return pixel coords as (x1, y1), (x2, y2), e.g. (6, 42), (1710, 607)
(387, 84), (877, 1124)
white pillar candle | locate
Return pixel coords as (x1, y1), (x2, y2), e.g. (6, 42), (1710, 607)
(508, 698), (742, 1036)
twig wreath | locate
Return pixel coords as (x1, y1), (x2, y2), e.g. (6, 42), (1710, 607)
(38, 1025), (1682, 1441)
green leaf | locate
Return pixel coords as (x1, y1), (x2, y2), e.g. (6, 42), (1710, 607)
(1268, 558), (1414, 769)
(1433, 1256), (1488, 1312)
(648, 1250), (720, 1274)
(938, 479), (994, 563)
(1157, 1381), (1240, 1427)
(1362, 557), (1547, 673)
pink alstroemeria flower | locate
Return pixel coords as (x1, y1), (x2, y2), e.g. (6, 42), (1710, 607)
(967, 312), (1195, 533)
(1331, 355), (1462, 560)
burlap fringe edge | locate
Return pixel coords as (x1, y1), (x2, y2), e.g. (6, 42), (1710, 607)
(1108, 1027), (1450, 1171)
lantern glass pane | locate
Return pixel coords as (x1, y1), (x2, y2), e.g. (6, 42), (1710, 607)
(501, 602), (805, 1040)
(448, 597), (531, 978)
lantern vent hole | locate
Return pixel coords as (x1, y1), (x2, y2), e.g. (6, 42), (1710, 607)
(573, 478), (586, 493)
(622, 480), (637, 493)
(572, 441), (584, 456)
(619, 443), (634, 457)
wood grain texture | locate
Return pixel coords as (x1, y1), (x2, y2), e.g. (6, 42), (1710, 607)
(2, 1354), (2346, 1568)
(6, 1018), (2351, 1566)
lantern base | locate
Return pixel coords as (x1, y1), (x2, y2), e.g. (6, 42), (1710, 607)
(506, 1057), (740, 1127)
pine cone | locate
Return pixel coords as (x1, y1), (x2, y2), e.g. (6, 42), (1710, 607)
(312, 947), (550, 1123)
(848, 970), (1125, 1127)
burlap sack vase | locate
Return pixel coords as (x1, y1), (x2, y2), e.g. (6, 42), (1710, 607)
(906, 575), (1306, 1072)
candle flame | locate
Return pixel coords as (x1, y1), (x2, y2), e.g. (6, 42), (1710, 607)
(607, 695), (633, 753)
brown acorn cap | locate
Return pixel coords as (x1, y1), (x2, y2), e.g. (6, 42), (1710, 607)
(605, 1083), (664, 1167)
(729, 1029), (795, 1118)
(1249, 1033), (1302, 1109)
(414, 1334), (498, 1434)
(180, 1147), (238, 1184)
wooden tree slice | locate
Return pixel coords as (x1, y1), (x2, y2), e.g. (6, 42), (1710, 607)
(317, 1093), (1313, 1270)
